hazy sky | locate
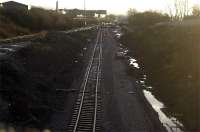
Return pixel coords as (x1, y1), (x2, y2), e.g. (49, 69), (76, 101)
(1, 0), (200, 14)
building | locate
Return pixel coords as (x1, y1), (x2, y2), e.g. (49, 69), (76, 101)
(1, 1), (28, 11)
(60, 9), (107, 18)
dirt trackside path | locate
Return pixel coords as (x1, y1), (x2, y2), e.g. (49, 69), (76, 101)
(101, 27), (166, 132)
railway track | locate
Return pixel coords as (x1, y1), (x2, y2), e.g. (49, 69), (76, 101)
(67, 28), (103, 132)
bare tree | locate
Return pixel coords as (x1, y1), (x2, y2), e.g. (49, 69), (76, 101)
(192, 4), (200, 16)
(127, 8), (137, 24)
(167, 0), (190, 21)
(127, 8), (137, 17)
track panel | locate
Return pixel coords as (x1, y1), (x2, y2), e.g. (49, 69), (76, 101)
(67, 28), (103, 132)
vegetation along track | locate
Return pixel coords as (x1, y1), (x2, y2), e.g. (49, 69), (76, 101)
(67, 27), (103, 132)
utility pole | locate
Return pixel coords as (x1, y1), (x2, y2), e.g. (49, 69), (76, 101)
(84, 0), (87, 26)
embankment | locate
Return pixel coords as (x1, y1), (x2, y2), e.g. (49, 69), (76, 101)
(120, 23), (200, 131)
(0, 28), (96, 129)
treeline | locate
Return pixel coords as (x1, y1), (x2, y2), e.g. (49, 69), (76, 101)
(0, 7), (76, 30)
(0, 7), (94, 38)
(127, 9), (170, 28)
(121, 10), (200, 131)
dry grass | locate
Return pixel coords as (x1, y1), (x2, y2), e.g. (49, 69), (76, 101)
(0, 31), (47, 43)
(0, 19), (30, 39)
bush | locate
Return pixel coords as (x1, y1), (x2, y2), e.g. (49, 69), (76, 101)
(128, 10), (170, 29)
(0, 15), (30, 38)
(122, 11), (200, 131)
(0, 7), (85, 38)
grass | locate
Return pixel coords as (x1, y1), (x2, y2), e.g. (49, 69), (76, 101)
(121, 22), (200, 131)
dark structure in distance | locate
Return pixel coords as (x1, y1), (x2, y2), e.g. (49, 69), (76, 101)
(1, 1), (28, 11)
(60, 9), (107, 18)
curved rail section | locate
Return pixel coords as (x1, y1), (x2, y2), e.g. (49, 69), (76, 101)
(67, 28), (103, 132)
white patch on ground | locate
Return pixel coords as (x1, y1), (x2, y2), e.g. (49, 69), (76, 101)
(129, 58), (140, 69)
(143, 90), (184, 132)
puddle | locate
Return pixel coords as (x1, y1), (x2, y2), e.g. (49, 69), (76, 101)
(143, 75), (147, 80)
(143, 90), (184, 132)
(0, 48), (15, 52)
(113, 29), (122, 39)
(113, 30), (118, 33)
(0, 48), (15, 56)
(146, 86), (153, 89)
(137, 74), (184, 132)
(9, 45), (24, 48)
(129, 58), (140, 69)
(126, 52), (184, 132)
(115, 33), (121, 39)
(140, 80), (145, 84)
(119, 42), (184, 131)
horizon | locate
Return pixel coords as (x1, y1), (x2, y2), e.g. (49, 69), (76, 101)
(1, 0), (200, 15)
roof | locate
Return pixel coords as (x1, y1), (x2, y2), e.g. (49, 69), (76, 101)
(2, 1), (27, 7)
(64, 9), (107, 14)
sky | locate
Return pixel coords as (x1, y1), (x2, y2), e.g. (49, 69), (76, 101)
(1, 0), (200, 15)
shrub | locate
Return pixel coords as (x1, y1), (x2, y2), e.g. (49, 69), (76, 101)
(122, 12), (200, 131)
